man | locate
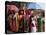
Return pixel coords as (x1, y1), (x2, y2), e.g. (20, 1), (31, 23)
(7, 3), (19, 33)
(18, 10), (24, 32)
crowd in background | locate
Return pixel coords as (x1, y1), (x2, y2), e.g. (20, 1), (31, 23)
(6, 2), (45, 33)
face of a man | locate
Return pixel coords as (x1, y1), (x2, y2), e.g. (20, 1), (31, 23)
(21, 11), (23, 14)
(7, 5), (19, 14)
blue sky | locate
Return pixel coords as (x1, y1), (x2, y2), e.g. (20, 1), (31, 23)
(27, 3), (45, 9)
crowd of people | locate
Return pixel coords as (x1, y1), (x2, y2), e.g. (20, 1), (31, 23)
(6, 2), (45, 33)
